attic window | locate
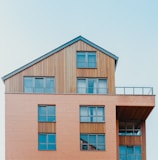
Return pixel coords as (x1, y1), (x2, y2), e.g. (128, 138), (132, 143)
(77, 52), (97, 68)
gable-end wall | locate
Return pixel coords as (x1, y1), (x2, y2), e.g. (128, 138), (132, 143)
(4, 41), (115, 94)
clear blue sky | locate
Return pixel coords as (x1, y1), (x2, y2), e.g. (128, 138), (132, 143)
(0, 1), (158, 159)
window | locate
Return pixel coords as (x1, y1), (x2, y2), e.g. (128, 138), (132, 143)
(80, 134), (105, 151)
(119, 122), (141, 136)
(80, 106), (105, 122)
(38, 105), (56, 122)
(77, 78), (108, 94)
(119, 146), (142, 160)
(77, 52), (96, 68)
(24, 77), (55, 93)
(38, 133), (56, 150)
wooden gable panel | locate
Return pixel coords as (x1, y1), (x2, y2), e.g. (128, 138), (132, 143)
(5, 41), (115, 94)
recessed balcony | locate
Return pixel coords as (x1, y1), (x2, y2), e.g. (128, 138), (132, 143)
(115, 87), (155, 121)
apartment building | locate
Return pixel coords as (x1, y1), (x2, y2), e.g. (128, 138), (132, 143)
(2, 36), (155, 160)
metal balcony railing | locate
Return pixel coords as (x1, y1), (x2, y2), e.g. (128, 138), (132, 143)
(22, 86), (153, 95)
(115, 87), (153, 95)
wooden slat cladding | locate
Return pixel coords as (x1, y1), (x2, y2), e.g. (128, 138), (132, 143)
(38, 122), (56, 133)
(119, 136), (142, 145)
(141, 122), (146, 160)
(116, 120), (119, 160)
(80, 123), (105, 133)
(5, 40), (115, 94)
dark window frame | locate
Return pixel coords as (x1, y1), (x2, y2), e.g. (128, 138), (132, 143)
(24, 77), (55, 94)
(38, 105), (56, 122)
(77, 51), (97, 68)
(80, 106), (105, 122)
(38, 133), (56, 151)
(119, 145), (142, 160)
(80, 134), (105, 151)
(77, 78), (108, 94)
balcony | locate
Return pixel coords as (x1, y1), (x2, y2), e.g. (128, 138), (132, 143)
(116, 87), (155, 121)
(77, 87), (153, 95)
(115, 87), (153, 95)
(20, 85), (154, 96)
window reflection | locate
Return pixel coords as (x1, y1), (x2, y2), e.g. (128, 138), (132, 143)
(77, 52), (96, 68)
(24, 77), (55, 94)
(119, 122), (141, 136)
(80, 106), (105, 122)
(80, 134), (105, 151)
(38, 134), (56, 150)
(38, 105), (56, 122)
(77, 78), (108, 94)
(119, 146), (142, 160)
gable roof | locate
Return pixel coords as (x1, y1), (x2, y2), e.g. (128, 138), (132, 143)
(2, 36), (118, 81)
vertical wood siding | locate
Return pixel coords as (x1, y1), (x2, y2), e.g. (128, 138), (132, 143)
(80, 123), (106, 133)
(119, 136), (142, 145)
(4, 41), (115, 94)
(38, 122), (56, 133)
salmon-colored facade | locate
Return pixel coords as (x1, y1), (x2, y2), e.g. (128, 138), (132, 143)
(3, 36), (155, 160)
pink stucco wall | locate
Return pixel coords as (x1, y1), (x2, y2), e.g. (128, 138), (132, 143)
(5, 94), (154, 160)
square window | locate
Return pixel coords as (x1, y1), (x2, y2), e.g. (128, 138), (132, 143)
(80, 106), (105, 122)
(38, 106), (56, 122)
(80, 134), (105, 151)
(77, 52), (96, 68)
(38, 134), (56, 151)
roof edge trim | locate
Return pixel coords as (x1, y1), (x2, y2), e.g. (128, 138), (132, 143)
(2, 35), (118, 81)
(79, 36), (118, 61)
